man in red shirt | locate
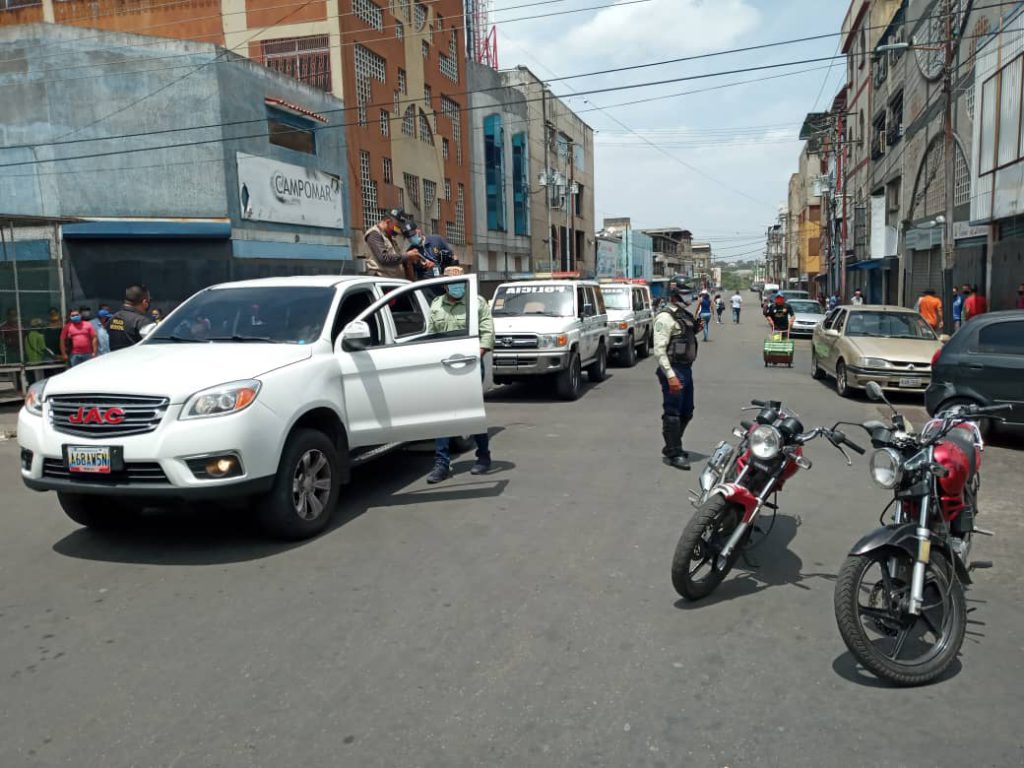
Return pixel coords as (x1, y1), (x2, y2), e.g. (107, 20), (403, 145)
(962, 284), (988, 322)
(59, 310), (98, 367)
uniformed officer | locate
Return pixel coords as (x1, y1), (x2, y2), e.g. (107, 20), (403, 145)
(653, 288), (701, 470)
(108, 285), (153, 351)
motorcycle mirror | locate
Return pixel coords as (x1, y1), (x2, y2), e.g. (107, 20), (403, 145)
(865, 381), (884, 402)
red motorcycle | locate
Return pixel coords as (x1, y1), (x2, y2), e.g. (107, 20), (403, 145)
(672, 399), (864, 601)
(833, 381), (1012, 686)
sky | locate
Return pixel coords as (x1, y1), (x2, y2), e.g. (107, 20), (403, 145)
(494, 0), (850, 261)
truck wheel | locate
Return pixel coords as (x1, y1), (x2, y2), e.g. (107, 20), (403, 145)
(587, 343), (608, 382)
(258, 429), (340, 540)
(637, 332), (652, 359)
(57, 493), (134, 530)
(621, 334), (637, 367)
(555, 352), (583, 400)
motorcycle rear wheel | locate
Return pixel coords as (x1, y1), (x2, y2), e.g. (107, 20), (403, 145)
(834, 548), (965, 687)
(671, 496), (744, 601)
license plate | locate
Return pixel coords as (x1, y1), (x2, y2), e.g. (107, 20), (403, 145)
(899, 377), (922, 388)
(67, 446), (112, 474)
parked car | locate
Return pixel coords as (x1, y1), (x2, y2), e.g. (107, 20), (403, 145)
(787, 298), (826, 337)
(18, 274), (487, 539)
(490, 279), (609, 400)
(599, 282), (654, 367)
(925, 310), (1024, 436)
(810, 305), (942, 397)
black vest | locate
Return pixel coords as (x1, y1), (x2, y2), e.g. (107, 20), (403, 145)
(661, 305), (699, 365)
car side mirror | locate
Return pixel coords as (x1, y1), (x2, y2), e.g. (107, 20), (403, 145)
(340, 320), (371, 352)
(824, 328), (839, 337)
(938, 333), (951, 343)
(139, 323), (156, 339)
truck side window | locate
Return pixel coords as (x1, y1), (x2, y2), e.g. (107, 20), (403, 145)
(332, 289), (376, 342)
(591, 287), (605, 315)
(576, 287), (590, 317)
(380, 285), (427, 339)
(632, 288), (644, 311)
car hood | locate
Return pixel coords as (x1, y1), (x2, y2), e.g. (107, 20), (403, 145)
(493, 316), (577, 334)
(793, 312), (824, 323)
(605, 308), (632, 322)
(41, 343), (314, 402)
(844, 336), (941, 364)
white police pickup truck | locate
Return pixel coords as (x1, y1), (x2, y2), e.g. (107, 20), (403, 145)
(18, 274), (486, 539)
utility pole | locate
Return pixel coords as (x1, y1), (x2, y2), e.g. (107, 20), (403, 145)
(942, 0), (956, 316)
(541, 85), (553, 273)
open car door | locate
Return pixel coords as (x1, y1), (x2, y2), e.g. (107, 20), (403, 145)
(334, 274), (488, 447)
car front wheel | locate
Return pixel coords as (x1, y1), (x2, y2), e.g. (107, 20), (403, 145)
(258, 429), (341, 540)
(836, 360), (856, 398)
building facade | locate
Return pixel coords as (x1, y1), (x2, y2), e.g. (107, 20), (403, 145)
(0, 24), (354, 313)
(0, 0), (475, 265)
(599, 218), (652, 280)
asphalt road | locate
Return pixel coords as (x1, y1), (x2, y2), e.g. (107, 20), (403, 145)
(2, 299), (1023, 768)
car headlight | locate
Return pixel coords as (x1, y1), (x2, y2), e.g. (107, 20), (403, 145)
(749, 425), (782, 460)
(24, 380), (46, 416)
(180, 379), (261, 420)
(537, 334), (569, 349)
(859, 357), (891, 369)
(869, 448), (903, 489)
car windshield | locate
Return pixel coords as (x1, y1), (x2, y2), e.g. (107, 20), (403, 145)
(844, 311), (937, 339)
(599, 287), (631, 310)
(789, 300), (823, 315)
(492, 285), (575, 317)
(148, 286), (334, 344)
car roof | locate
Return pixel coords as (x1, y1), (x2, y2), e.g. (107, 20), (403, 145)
(498, 279), (596, 287)
(842, 304), (920, 313)
(964, 309), (1024, 323)
(206, 275), (393, 290)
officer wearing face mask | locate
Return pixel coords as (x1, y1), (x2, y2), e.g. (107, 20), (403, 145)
(407, 227), (457, 281)
(424, 266), (495, 483)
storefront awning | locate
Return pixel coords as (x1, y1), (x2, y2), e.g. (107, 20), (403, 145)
(63, 219), (231, 239)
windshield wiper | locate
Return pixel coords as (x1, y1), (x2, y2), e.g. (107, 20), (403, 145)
(205, 335), (281, 343)
(152, 334), (202, 343)
(522, 310), (563, 316)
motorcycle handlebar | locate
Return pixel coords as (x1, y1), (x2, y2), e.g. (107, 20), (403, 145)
(974, 403), (1013, 416)
(751, 399), (766, 407)
(835, 430), (866, 455)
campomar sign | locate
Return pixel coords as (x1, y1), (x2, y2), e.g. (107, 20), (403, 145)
(237, 152), (344, 230)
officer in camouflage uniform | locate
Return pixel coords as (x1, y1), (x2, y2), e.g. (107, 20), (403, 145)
(653, 288), (701, 470)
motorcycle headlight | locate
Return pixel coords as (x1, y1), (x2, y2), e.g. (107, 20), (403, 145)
(859, 357), (891, 369)
(180, 379), (261, 420)
(749, 425), (782, 460)
(24, 379), (46, 416)
(869, 448), (903, 489)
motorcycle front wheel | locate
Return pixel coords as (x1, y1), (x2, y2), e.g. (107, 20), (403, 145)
(671, 496), (745, 601)
(834, 548), (966, 687)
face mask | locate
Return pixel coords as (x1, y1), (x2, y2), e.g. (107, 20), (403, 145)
(70, 315), (82, 323)
(447, 284), (466, 300)
(410, 235), (424, 247)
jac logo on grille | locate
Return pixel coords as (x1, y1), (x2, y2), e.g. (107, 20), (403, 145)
(68, 407), (126, 425)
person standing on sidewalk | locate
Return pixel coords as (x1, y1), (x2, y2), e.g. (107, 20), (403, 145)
(426, 266), (495, 484)
(951, 287), (964, 330)
(697, 290), (713, 341)
(653, 288), (701, 471)
(108, 285), (153, 351)
(59, 310), (98, 367)
(851, 289), (864, 305)
(730, 290), (743, 323)
(917, 289), (943, 333)
(963, 284), (988, 322)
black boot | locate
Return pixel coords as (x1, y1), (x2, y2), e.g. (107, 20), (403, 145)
(661, 416), (690, 470)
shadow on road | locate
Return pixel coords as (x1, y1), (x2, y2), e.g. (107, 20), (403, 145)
(673, 514), (838, 609)
(50, 440), (514, 567)
(831, 650), (963, 688)
(485, 374), (615, 404)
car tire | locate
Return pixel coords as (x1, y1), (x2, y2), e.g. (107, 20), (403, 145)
(638, 332), (652, 359)
(258, 428), (341, 541)
(587, 343), (608, 382)
(555, 351), (583, 401)
(835, 359), (856, 398)
(57, 493), (134, 530)
(937, 397), (994, 440)
(811, 350), (825, 380)
(621, 334), (637, 367)
(492, 375), (511, 387)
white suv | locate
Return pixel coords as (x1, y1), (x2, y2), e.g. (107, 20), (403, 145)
(489, 280), (609, 400)
(18, 274), (487, 539)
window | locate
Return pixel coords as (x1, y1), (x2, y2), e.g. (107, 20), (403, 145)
(422, 40), (430, 58)
(954, 144), (971, 206)
(353, 0), (383, 30)
(331, 289), (377, 342)
(418, 109), (434, 144)
(887, 91), (903, 146)
(439, 52), (458, 82)
(441, 96), (462, 163)
(382, 156), (393, 184)
(511, 132), (529, 236)
(402, 105), (416, 137)
(423, 85), (432, 107)
(573, 143), (585, 172)
(0, 0), (42, 7)
(404, 172), (421, 209)
(872, 112), (886, 160)
(632, 288), (646, 312)
(447, 184), (465, 244)
(395, 21), (404, 38)
(423, 179), (437, 218)
(999, 56), (1022, 167)
(359, 151), (378, 230)
(414, 1), (427, 30)
(483, 114), (507, 232)
(577, 287), (595, 317)
(380, 109), (390, 136)
(975, 321), (1024, 354)
(261, 35), (331, 92)
(442, 137), (450, 160)
(267, 107), (317, 154)
(980, 74), (998, 174)
(398, 68), (407, 94)
(380, 286), (426, 339)
(574, 183), (583, 217)
(444, 178), (452, 200)
(354, 45), (387, 126)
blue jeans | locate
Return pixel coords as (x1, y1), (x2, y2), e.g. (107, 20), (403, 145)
(732, 307), (741, 323)
(656, 364), (694, 420)
(700, 313), (712, 341)
(435, 433), (490, 468)
(69, 353), (94, 367)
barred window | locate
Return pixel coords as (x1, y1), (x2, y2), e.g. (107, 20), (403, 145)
(360, 151), (379, 231)
(446, 183), (466, 244)
(418, 109), (434, 144)
(404, 173), (421, 210)
(439, 53), (458, 83)
(444, 178), (452, 201)
(380, 110), (390, 136)
(442, 137), (449, 160)
(261, 35), (331, 92)
(398, 68), (407, 94)
(354, 45), (387, 126)
(353, 0), (383, 30)
(414, 1), (427, 30)
(422, 40), (430, 58)
(383, 156), (393, 184)
(395, 21), (404, 39)
(423, 179), (438, 218)
(441, 97), (461, 164)
(402, 105), (417, 137)
(954, 144), (971, 207)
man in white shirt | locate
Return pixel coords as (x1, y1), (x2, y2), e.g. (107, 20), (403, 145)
(730, 291), (743, 324)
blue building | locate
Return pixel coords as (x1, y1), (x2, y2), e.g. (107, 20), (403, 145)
(0, 24), (354, 313)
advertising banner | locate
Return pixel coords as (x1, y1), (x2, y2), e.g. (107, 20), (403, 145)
(237, 152), (344, 230)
